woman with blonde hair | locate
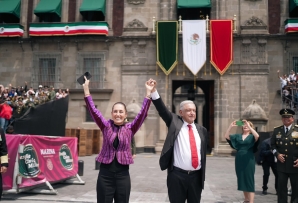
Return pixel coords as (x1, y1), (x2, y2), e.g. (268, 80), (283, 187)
(224, 120), (260, 203)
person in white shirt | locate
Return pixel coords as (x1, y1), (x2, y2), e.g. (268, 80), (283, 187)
(278, 70), (288, 90)
(288, 70), (295, 82)
(147, 78), (208, 203)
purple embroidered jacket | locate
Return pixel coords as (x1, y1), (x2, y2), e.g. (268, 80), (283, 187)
(84, 96), (151, 165)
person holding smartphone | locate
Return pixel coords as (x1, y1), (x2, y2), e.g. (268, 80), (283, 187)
(224, 120), (260, 203)
(82, 76), (152, 203)
(271, 108), (298, 203)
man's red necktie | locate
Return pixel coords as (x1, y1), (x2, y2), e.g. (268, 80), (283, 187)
(187, 124), (199, 169)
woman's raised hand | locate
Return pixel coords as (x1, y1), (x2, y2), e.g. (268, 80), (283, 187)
(242, 120), (251, 129)
(83, 76), (90, 86)
(230, 120), (237, 128)
(145, 80), (154, 91)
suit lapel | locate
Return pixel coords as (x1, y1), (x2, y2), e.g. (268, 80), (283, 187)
(195, 123), (205, 144)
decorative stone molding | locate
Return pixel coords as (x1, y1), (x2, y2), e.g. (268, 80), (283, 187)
(258, 39), (267, 46)
(127, 0), (145, 5)
(241, 38), (267, 64)
(242, 39), (251, 46)
(242, 100), (268, 121)
(122, 40), (147, 65)
(244, 16), (265, 26)
(124, 19), (148, 32)
(240, 16), (268, 34)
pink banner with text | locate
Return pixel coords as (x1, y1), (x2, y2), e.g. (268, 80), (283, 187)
(3, 135), (78, 189)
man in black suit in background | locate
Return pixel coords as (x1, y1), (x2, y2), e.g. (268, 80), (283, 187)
(148, 79), (208, 203)
(258, 137), (278, 195)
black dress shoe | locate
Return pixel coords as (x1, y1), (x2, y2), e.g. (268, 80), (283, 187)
(262, 190), (267, 195)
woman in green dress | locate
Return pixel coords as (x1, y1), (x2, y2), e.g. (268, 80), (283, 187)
(224, 120), (260, 203)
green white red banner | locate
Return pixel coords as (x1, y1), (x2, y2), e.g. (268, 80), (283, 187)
(285, 19), (298, 33)
(3, 134), (78, 190)
(0, 24), (24, 37)
(210, 20), (233, 75)
(29, 22), (109, 36)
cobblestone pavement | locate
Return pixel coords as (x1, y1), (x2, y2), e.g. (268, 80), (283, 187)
(1, 154), (285, 203)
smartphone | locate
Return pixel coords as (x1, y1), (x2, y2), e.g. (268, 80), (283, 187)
(77, 72), (92, 85)
(236, 120), (244, 126)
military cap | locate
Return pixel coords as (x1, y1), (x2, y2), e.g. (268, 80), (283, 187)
(18, 97), (23, 102)
(279, 108), (295, 117)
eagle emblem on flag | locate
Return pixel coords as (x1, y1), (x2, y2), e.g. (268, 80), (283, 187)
(189, 33), (201, 45)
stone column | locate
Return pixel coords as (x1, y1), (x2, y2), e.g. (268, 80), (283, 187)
(160, 0), (170, 21)
(219, 0), (226, 19)
(75, 0), (83, 22)
(61, 0), (69, 22)
(32, 0), (40, 22)
(20, 0), (29, 37)
(280, 0), (288, 33)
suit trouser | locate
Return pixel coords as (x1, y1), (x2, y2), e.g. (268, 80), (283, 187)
(96, 168), (131, 203)
(167, 167), (202, 203)
(262, 161), (278, 191)
(277, 171), (298, 203)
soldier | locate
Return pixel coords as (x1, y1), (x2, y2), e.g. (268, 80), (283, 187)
(271, 108), (298, 203)
(12, 97), (27, 120)
(48, 86), (56, 101)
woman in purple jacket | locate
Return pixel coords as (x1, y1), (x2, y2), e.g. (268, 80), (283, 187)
(83, 77), (152, 203)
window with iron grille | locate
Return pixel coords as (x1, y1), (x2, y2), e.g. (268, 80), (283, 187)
(77, 52), (106, 89)
(293, 57), (298, 73)
(85, 105), (97, 122)
(32, 53), (61, 89)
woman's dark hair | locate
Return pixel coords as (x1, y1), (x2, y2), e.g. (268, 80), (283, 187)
(112, 102), (127, 112)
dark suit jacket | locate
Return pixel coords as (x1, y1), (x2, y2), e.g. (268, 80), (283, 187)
(152, 97), (208, 189)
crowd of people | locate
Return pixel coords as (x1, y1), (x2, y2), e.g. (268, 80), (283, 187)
(278, 70), (298, 108)
(0, 82), (69, 133)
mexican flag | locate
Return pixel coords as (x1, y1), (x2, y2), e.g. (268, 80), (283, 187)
(285, 19), (298, 33)
(0, 24), (24, 37)
(182, 20), (206, 75)
(29, 22), (109, 36)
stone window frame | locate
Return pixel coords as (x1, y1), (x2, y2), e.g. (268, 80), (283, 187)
(287, 52), (298, 73)
(32, 52), (62, 88)
(85, 105), (97, 122)
(76, 51), (107, 89)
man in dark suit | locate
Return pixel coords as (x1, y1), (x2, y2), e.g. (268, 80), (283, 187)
(258, 137), (278, 195)
(148, 79), (208, 203)
(271, 108), (298, 203)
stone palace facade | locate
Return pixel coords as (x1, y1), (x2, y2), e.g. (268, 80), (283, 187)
(0, 0), (298, 154)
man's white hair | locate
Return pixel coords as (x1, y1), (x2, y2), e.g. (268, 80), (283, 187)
(180, 100), (195, 110)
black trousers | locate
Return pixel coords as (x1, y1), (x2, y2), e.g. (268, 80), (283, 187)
(167, 167), (202, 203)
(96, 168), (131, 203)
(277, 171), (298, 203)
(262, 161), (278, 191)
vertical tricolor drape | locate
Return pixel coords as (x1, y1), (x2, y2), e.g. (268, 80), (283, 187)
(182, 20), (206, 75)
(210, 20), (233, 75)
(156, 21), (178, 75)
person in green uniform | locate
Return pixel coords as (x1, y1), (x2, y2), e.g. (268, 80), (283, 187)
(224, 120), (260, 203)
(271, 108), (298, 203)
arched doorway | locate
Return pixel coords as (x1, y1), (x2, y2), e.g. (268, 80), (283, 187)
(172, 80), (214, 153)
